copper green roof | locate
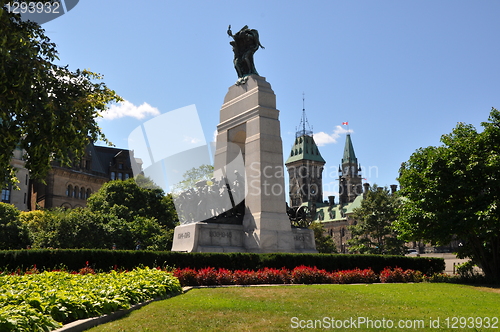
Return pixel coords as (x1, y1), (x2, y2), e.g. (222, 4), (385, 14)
(294, 195), (364, 224)
(285, 135), (326, 164)
(342, 134), (357, 164)
(309, 195), (364, 224)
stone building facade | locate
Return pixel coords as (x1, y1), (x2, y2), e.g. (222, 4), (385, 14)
(4, 143), (139, 211)
(2, 147), (31, 211)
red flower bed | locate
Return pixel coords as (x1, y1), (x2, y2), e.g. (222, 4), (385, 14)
(173, 267), (198, 286)
(379, 267), (424, 283)
(233, 269), (259, 285)
(196, 267), (218, 285)
(330, 268), (378, 284)
(173, 266), (390, 286)
(291, 265), (330, 284)
(257, 267), (291, 284)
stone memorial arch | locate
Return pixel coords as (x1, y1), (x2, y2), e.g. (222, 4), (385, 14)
(171, 26), (316, 253)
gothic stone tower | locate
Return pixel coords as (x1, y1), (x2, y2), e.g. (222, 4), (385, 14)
(339, 133), (362, 204)
(285, 108), (326, 208)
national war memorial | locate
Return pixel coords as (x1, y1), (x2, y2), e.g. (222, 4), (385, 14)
(171, 26), (317, 253)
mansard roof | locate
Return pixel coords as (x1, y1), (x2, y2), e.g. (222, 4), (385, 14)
(297, 195), (364, 223)
(285, 134), (326, 164)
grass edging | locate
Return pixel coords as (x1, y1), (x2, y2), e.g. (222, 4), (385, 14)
(52, 299), (157, 332)
(53, 289), (184, 332)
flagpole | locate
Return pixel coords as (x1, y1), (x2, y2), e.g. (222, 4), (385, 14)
(342, 121), (349, 132)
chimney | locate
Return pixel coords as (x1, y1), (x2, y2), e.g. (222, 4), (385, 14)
(328, 195), (335, 206)
(363, 182), (370, 198)
(390, 184), (397, 194)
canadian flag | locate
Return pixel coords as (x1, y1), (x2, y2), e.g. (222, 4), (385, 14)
(342, 122), (348, 125)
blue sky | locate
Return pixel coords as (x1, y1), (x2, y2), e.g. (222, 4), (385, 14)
(42, 0), (500, 201)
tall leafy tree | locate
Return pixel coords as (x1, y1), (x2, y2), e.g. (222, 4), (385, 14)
(348, 184), (405, 255)
(21, 208), (113, 249)
(87, 177), (178, 250)
(396, 108), (500, 280)
(87, 177), (178, 230)
(0, 3), (121, 184)
(172, 164), (214, 192)
(0, 202), (29, 249)
(309, 222), (337, 253)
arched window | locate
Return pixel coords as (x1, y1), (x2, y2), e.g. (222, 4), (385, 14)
(80, 187), (85, 199)
(86, 188), (92, 199)
(67, 185), (73, 197)
(73, 186), (78, 198)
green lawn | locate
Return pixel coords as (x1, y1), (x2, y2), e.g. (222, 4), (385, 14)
(87, 283), (500, 331)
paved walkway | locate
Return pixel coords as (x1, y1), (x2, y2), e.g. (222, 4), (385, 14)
(418, 253), (471, 274)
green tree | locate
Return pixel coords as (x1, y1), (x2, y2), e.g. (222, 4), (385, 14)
(0, 202), (29, 249)
(172, 164), (214, 192)
(0, 3), (121, 184)
(348, 184), (405, 255)
(309, 222), (337, 253)
(21, 208), (116, 249)
(20, 207), (173, 250)
(87, 178), (178, 229)
(87, 178), (178, 250)
(396, 108), (500, 280)
(20, 210), (59, 248)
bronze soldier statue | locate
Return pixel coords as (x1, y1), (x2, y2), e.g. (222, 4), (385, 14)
(227, 25), (264, 85)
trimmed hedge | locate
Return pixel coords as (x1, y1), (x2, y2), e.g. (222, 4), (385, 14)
(0, 250), (445, 275)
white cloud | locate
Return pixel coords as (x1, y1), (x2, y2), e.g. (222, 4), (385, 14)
(100, 100), (160, 120)
(183, 136), (203, 144)
(314, 125), (353, 146)
(313, 132), (337, 146)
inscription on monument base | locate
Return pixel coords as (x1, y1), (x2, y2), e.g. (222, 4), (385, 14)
(292, 228), (317, 253)
(172, 222), (245, 252)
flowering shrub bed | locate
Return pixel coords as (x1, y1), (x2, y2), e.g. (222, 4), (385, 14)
(0, 267), (182, 332)
(379, 267), (424, 283)
(173, 266), (416, 286)
(330, 268), (379, 284)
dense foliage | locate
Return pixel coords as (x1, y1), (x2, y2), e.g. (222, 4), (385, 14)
(309, 222), (337, 253)
(348, 184), (405, 255)
(397, 108), (500, 281)
(0, 2), (121, 184)
(86, 178), (178, 250)
(0, 267), (181, 332)
(172, 164), (214, 192)
(1, 178), (179, 251)
(0, 249), (445, 275)
(87, 178), (178, 230)
(0, 203), (29, 250)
